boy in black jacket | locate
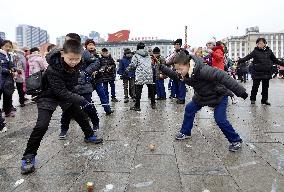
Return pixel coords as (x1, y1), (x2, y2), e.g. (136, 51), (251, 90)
(160, 53), (248, 152)
(21, 40), (103, 175)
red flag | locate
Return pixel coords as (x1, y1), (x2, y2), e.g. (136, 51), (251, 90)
(108, 30), (130, 42)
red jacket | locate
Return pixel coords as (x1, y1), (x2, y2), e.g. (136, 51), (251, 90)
(212, 46), (225, 71)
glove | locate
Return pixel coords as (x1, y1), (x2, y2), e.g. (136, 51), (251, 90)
(241, 92), (248, 100)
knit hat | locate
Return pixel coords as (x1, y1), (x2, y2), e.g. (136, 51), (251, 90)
(153, 47), (160, 54)
(206, 39), (216, 46)
(173, 39), (182, 45)
(124, 48), (131, 54)
(84, 39), (96, 48)
(137, 42), (145, 50)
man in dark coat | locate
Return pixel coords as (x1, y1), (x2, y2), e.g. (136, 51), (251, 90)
(160, 53), (248, 152)
(238, 37), (284, 105)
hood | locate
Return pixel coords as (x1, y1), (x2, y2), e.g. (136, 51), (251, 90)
(28, 53), (42, 62)
(212, 45), (224, 53)
(136, 49), (149, 57)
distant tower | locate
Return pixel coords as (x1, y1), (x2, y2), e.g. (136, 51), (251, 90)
(184, 26), (188, 48)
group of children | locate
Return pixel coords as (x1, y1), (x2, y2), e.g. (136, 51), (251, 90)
(2, 34), (283, 175)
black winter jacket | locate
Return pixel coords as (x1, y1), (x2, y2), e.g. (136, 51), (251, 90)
(95, 56), (116, 83)
(238, 47), (284, 79)
(37, 50), (85, 111)
(160, 56), (247, 107)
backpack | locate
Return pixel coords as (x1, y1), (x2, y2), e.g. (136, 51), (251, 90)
(26, 70), (45, 95)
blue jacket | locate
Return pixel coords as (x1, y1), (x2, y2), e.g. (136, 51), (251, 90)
(118, 56), (135, 78)
(0, 50), (15, 95)
(75, 50), (101, 94)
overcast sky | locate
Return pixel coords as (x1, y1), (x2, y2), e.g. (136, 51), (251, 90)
(1, 0), (283, 47)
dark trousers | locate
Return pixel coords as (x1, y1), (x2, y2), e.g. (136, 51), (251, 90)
(156, 79), (166, 98)
(16, 82), (25, 105)
(94, 83), (112, 113)
(23, 104), (94, 157)
(103, 81), (116, 102)
(135, 84), (155, 108)
(240, 73), (247, 83)
(123, 78), (135, 99)
(250, 79), (269, 102)
(0, 110), (5, 129)
(0, 91), (13, 115)
(180, 97), (241, 143)
(61, 93), (100, 132)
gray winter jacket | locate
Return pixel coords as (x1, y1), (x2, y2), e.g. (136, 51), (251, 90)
(127, 49), (154, 85)
(160, 56), (247, 107)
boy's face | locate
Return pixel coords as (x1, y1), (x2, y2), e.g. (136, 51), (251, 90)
(62, 52), (82, 68)
(87, 43), (95, 51)
(174, 43), (181, 50)
(176, 63), (190, 77)
(102, 51), (109, 57)
(2, 43), (12, 52)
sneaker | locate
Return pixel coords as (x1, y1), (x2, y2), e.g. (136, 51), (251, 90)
(229, 142), (242, 152)
(155, 97), (161, 100)
(58, 131), (67, 140)
(124, 98), (129, 103)
(106, 110), (114, 116)
(11, 106), (17, 112)
(176, 100), (185, 104)
(84, 135), (103, 144)
(21, 155), (36, 174)
(130, 106), (141, 111)
(261, 101), (271, 105)
(175, 132), (191, 140)
(251, 100), (256, 105)
(20, 104), (25, 107)
(111, 98), (119, 102)
(0, 126), (7, 133)
(160, 97), (167, 100)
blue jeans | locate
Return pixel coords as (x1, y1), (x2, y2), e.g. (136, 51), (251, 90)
(171, 80), (177, 97)
(171, 80), (186, 100)
(180, 97), (241, 143)
(61, 93), (100, 132)
(156, 79), (166, 98)
(94, 83), (112, 113)
(103, 81), (116, 102)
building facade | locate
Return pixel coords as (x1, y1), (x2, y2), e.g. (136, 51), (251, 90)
(95, 39), (174, 61)
(16, 25), (49, 48)
(226, 27), (284, 60)
(0, 31), (5, 40)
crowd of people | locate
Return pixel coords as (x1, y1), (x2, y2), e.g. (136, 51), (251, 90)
(0, 34), (283, 175)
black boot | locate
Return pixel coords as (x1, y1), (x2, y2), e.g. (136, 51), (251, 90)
(176, 99), (185, 104)
(261, 101), (271, 105)
(124, 97), (129, 103)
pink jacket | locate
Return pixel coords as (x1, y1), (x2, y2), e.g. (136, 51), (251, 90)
(279, 65), (284, 71)
(28, 53), (48, 75)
